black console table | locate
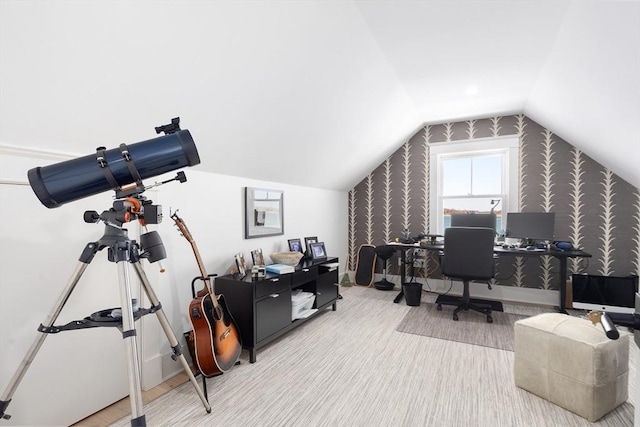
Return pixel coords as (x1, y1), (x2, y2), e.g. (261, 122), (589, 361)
(215, 257), (339, 363)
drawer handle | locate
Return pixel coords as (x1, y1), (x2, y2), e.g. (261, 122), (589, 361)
(302, 268), (310, 272)
(269, 293), (280, 298)
(270, 278), (280, 282)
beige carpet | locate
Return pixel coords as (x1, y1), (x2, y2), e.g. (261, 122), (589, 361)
(396, 302), (528, 351)
(107, 287), (635, 427)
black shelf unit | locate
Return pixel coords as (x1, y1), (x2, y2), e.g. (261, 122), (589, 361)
(215, 257), (339, 363)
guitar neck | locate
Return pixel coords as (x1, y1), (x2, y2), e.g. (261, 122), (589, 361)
(189, 242), (213, 294)
(172, 213), (215, 298)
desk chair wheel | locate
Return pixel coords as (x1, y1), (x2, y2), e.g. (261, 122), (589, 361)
(452, 312), (491, 322)
(436, 304), (442, 311)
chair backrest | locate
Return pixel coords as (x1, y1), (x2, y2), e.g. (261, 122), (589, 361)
(355, 244), (377, 286)
(441, 227), (495, 280)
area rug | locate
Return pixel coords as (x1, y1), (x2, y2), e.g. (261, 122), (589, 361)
(396, 303), (529, 351)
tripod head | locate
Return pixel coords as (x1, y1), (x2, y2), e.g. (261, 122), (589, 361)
(83, 171), (187, 228)
(83, 195), (156, 229)
(81, 196), (166, 264)
(83, 171), (187, 265)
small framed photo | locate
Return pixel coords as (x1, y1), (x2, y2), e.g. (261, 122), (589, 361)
(288, 238), (303, 253)
(251, 248), (265, 266)
(304, 236), (318, 257)
(234, 252), (247, 278)
(309, 242), (327, 260)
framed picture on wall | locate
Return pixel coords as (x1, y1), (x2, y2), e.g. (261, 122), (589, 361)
(245, 187), (284, 239)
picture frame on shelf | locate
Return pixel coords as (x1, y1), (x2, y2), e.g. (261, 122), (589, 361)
(234, 252), (247, 278)
(251, 248), (265, 266)
(245, 187), (284, 239)
(309, 242), (327, 260)
(304, 236), (318, 258)
(288, 238), (303, 253)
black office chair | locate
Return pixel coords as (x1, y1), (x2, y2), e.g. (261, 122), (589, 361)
(374, 245), (396, 291)
(438, 226), (496, 323)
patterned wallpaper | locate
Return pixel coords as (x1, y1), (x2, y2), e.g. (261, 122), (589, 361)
(348, 114), (640, 289)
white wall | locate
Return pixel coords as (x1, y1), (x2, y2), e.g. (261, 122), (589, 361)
(0, 147), (347, 426)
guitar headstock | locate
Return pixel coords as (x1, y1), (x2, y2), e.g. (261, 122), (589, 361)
(171, 211), (194, 243)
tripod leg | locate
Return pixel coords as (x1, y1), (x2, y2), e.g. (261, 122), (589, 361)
(131, 262), (212, 413)
(116, 259), (147, 427)
(1, 261), (89, 420)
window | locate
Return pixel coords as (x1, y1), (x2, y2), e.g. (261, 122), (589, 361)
(429, 136), (519, 234)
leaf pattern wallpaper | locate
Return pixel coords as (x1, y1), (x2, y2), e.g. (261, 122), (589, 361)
(348, 115), (639, 289)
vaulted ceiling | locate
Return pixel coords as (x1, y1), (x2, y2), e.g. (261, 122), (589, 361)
(1, 1), (638, 190)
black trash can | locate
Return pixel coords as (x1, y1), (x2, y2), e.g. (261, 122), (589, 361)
(403, 282), (422, 306)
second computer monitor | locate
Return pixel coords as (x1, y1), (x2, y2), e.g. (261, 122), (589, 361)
(450, 213), (496, 230)
(505, 212), (555, 241)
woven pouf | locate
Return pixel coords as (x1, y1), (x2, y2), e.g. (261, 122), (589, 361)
(514, 313), (629, 422)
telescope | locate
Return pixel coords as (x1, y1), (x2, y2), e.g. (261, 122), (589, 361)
(0, 118), (215, 425)
(27, 117), (200, 208)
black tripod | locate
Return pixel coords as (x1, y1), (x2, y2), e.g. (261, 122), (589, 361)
(0, 200), (211, 426)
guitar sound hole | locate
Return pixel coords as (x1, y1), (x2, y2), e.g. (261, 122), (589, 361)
(213, 306), (223, 321)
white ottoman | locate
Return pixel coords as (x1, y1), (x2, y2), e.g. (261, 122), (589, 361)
(514, 313), (629, 422)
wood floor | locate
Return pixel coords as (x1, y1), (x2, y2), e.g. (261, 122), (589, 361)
(72, 373), (190, 426)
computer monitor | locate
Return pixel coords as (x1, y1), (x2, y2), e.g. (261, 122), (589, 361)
(450, 213), (496, 230)
(505, 212), (555, 241)
(572, 274), (638, 314)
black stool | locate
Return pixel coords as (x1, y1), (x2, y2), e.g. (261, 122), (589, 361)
(374, 245), (396, 291)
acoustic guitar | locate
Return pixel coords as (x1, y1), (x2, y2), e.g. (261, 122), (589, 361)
(172, 212), (242, 377)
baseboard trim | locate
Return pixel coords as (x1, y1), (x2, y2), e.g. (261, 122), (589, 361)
(142, 351), (185, 391)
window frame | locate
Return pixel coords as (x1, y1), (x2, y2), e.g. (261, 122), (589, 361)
(429, 135), (520, 235)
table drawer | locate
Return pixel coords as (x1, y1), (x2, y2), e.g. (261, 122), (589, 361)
(255, 275), (291, 299)
(291, 266), (318, 288)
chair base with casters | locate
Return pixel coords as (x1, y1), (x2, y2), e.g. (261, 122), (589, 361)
(437, 278), (493, 323)
(374, 278), (395, 291)
(374, 245), (396, 291)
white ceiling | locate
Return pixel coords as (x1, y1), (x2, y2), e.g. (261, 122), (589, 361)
(1, 1), (638, 190)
